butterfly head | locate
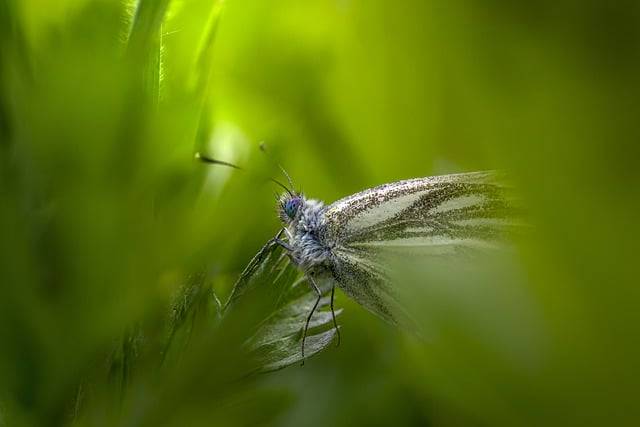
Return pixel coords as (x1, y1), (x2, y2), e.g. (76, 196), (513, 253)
(278, 193), (303, 223)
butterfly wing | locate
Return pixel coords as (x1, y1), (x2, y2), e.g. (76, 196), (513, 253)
(322, 246), (412, 327)
(322, 171), (522, 326)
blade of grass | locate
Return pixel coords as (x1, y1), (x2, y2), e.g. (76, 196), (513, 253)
(127, 0), (172, 102)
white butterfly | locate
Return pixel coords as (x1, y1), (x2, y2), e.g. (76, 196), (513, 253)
(198, 154), (521, 361)
(270, 171), (520, 358)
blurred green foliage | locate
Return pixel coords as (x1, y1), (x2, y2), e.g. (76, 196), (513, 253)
(1, 0), (640, 426)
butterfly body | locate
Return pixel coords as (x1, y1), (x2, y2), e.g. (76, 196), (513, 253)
(283, 196), (332, 271)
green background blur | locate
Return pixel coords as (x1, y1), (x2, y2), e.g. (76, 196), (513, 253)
(1, 0), (639, 426)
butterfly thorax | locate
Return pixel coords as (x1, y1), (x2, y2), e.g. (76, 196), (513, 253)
(283, 197), (332, 271)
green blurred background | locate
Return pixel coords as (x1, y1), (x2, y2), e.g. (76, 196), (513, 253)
(1, 0), (639, 426)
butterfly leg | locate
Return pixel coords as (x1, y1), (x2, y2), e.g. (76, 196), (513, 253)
(231, 229), (292, 304)
(242, 229), (283, 268)
(272, 239), (292, 252)
(268, 228), (294, 253)
(301, 274), (322, 365)
(330, 283), (341, 347)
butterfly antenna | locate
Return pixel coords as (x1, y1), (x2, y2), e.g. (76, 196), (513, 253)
(259, 142), (295, 190)
(269, 177), (293, 195)
(196, 151), (292, 195)
(195, 152), (243, 170)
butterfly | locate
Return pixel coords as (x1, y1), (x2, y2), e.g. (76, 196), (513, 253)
(198, 153), (521, 361)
